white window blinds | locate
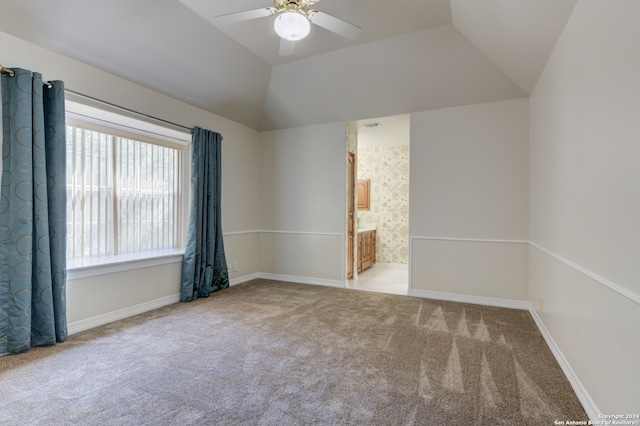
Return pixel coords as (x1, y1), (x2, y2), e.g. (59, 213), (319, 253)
(66, 122), (184, 260)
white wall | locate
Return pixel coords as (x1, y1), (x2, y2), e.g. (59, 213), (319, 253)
(1, 30), (262, 328)
(410, 99), (530, 305)
(258, 123), (347, 284)
(528, 0), (640, 415)
(259, 123), (346, 233)
(410, 99), (529, 240)
(255, 99), (531, 296)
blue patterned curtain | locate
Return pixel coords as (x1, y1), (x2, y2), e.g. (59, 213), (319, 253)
(181, 127), (229, 302)
(0, 68), (67, 354)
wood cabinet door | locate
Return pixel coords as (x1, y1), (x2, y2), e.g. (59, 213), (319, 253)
(358, 230), (376, 272)
(362, 232), (371, 262)
(371, 231), (376, 264)
(357, 233), (363, 272)
(357, 179), (370, 210)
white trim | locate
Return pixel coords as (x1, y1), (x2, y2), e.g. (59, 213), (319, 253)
(229, 272), (347, 289)
(258, 273), (347, 289)
(528, 304), (600, 421)
(229, 273), (261, 286)
(258, 230), (343, 237)
(409, 237), (639, 305)
(65, 98), (191, 145)
(67, 293), (180, 335)
(407, 288), (529, 310)
(530, 242), (640, 305)
(67, 251), (184, 280)
(224, 230), (343, 237)
(411, 236), (529, 244)
(223, 230), (260, 236)
(408, 232), (414, 292)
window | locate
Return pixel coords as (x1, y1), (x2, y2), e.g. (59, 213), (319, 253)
(65, 100), (189, 265)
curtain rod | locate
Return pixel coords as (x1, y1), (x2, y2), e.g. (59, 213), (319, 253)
(2, 66), (192, 132)
(65, 89), (193, 132)
(1, 65), (53, 88)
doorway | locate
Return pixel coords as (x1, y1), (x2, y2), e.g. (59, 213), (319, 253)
(346, 114), (410, 295)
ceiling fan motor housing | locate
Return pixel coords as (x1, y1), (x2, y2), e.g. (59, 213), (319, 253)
(212, 0), (361, 55)
(274, 0), (318, 15)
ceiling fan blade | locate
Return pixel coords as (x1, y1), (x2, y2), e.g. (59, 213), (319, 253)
(215, 7), (276, 25)
(279, 38), (296, 56)
(308, 10), (361, 40)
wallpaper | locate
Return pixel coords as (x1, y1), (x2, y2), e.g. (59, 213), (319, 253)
(358, 145), (409, 265)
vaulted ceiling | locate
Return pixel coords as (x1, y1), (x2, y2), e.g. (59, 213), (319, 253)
(0, 0), (577, 130)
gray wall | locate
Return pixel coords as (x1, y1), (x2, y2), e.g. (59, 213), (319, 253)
(528, 0), (640, 414)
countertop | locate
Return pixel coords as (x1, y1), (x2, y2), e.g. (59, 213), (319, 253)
(357, 224), (376, 233)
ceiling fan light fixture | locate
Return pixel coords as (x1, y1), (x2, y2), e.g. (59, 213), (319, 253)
(274, 12), (310, 41)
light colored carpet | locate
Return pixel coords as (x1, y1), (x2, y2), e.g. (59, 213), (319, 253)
(0, 279), (587, 425)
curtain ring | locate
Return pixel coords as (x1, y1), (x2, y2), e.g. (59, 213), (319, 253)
(0, 65), (16, 77)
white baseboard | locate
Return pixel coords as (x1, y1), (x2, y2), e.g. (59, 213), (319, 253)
(528, 304), (600, 421)
(230, 272), (346, 289)
(406, 288), (598, 417)
(68, 293), (181, 335)
(229, 273), (261, 286)
(67, 273), (344, 336)
(68, 275), (253, 335)
(258, 273), (347, 289)
(407, 288), (529, 310)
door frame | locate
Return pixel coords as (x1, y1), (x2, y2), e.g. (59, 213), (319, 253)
(347, 151), (356, 280)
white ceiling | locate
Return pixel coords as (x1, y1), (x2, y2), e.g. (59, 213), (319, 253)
(179, 0), (452, 66)
(262, 24), (526, 129)
(450, 0), (578, 93)
(0, 0), (577, 131)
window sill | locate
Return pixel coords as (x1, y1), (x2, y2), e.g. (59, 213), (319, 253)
(67, 249), (185, 281)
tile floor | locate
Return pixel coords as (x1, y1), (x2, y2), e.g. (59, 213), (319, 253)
(346, 265), (408, 295)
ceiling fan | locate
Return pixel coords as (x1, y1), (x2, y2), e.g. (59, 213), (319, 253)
(215, 0), (362, 56)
